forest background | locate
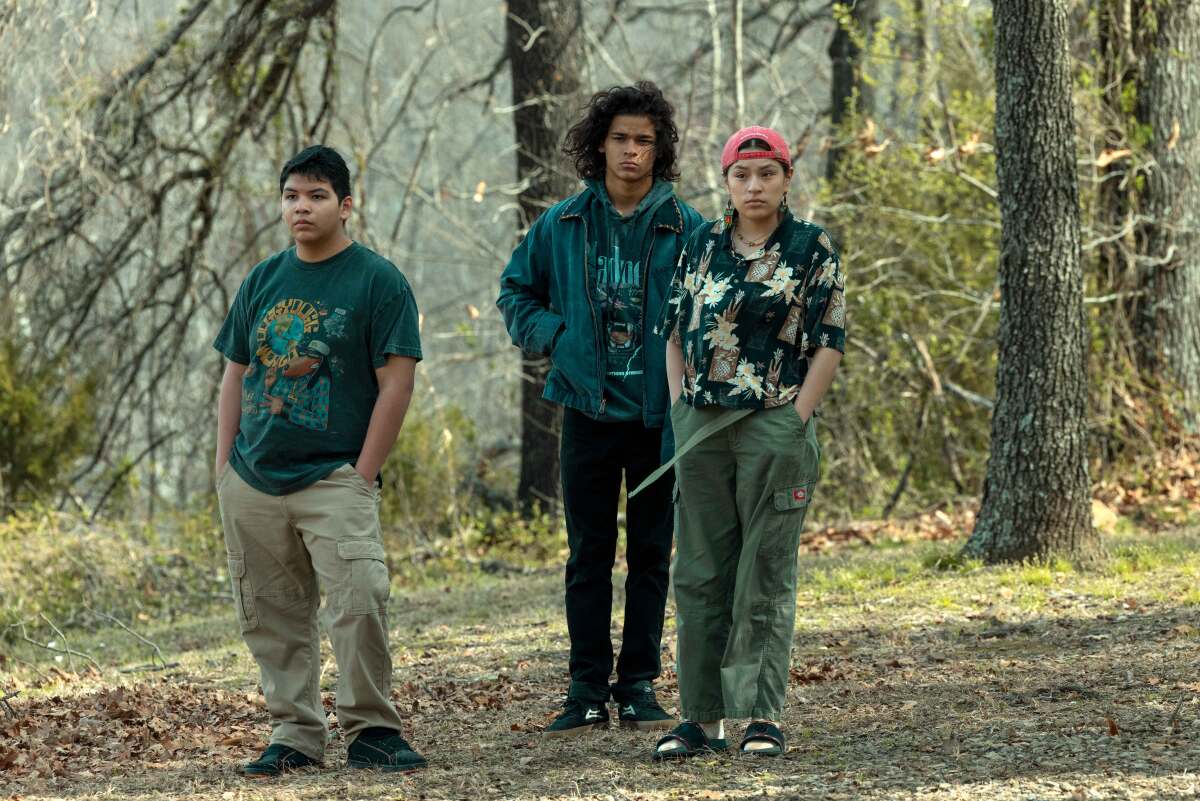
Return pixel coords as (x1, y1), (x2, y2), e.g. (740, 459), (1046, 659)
(1, 1), (1199, 798)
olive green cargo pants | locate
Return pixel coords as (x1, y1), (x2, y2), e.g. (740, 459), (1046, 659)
(670, 402), (820, 722)
(216, 463), (404, 760)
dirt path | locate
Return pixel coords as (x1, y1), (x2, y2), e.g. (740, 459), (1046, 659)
(4, 529), (1200, 800)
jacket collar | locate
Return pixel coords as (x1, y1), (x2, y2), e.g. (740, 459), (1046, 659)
(559, 181), (686, 233)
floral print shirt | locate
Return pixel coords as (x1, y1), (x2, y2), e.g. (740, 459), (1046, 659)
(659, 210), (846, 409)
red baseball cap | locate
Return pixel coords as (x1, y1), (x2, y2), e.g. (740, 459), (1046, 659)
(721, 126), (791, 171)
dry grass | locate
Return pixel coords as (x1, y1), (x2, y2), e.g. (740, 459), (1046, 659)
(5, 521), (1200, 801)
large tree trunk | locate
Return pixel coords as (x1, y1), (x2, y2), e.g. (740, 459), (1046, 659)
(1133, 0), (1200, 429)
(826, 0), (879, 182)
(963, 0), (1094, 562)
(506, 0), (584, 513)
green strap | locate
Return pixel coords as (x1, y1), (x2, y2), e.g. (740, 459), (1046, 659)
(629, 407), (754, 498)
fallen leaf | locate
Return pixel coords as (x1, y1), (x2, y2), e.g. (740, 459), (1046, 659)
(1095, 148), (1132, 168)
(864, 138), (891, 157)
(856, 118), (877, 148)
(957, 131), (983, 157)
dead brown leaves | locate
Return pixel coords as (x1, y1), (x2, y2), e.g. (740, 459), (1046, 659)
(790, 659), (847, 685)
(848, 119), (991, 164)
(0, 679), (268, 782)
(803, 507), (975, 553)
(1095, 443), (1200, 527)
(395, 673), (536, 717)
(806, 443), (1200, 552)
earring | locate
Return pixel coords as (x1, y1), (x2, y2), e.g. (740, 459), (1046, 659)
(722, 197), (735, 230)
(779, 191), (789, 215)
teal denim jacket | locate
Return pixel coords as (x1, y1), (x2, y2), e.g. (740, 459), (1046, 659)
(497, 183), (704, 428)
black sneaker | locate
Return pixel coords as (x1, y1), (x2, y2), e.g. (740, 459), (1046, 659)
(242, 743), (321, 778)
(347, 728), (428, 773)
(613, 681), (675, 731)
(543, 698), (610, 737)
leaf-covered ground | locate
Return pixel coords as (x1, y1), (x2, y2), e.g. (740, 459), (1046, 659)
(5, 520), (1200, 801)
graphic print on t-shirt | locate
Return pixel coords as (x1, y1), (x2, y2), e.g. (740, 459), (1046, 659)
(243, 298), (344, 431)
(592, 239), (643, 381)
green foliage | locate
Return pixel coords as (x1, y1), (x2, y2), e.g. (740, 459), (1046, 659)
(920, 545), (982, 573)
(0, 337), (99, 513)
(816, 1), (999, 520)
(0, 508), (224, 634)
(377, 398), (568, 574)
(813, 0), (1181, 522)
(379, 400), (482, 548)
(465, 506), (564, 567)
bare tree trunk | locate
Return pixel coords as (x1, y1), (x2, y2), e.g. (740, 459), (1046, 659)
(826, 0), (879, 182)
(702, 0), (725, 211)
(963, 0), (1094, 562)
(1134, 0), (1200, 429)
(506, 0), (584, 513)
(732, 0), (745, 129)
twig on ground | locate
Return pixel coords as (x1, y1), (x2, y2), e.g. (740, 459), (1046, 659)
(1, 690), (19, 718)
(119, 662), (181, 674)
(38, 613), (76, 673)
(8, 619), (102, 673)
(92, 609), (170, 668)
(1168, 696), (1185, 734)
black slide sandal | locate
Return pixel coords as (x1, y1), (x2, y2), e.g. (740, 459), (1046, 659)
(652, 721), (724, 762)
(739, 721), (785, 756)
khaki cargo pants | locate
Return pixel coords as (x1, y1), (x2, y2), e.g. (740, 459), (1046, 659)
(216, 462), (403, 759)
(671, 402), (820, 722)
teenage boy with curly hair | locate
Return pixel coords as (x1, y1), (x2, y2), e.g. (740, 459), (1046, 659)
(498, 82), (704, 736)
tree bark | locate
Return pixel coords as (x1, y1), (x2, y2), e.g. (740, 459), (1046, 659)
(1134, 0), (1200, 429)
(506, 0), (584, 513)
(826, 0), (879, 182)
(963, 0), (1094, 562)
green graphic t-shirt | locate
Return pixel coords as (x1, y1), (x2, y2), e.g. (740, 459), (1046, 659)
(213, 242), (422, 495)
(585, 178), (673, 421)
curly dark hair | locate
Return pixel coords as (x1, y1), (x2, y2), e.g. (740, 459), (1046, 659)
(562, 81), (680, 182)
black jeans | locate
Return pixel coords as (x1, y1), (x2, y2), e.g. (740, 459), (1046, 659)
(560, 408), (674, 702)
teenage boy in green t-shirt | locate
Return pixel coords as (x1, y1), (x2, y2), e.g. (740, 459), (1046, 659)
(213, 146), (426, 777)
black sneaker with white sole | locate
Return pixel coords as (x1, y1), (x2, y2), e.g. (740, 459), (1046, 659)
(613, 681), (675, 731)
(544, 698), (610, 737)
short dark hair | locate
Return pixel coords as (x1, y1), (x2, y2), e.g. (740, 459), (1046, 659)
(562, 82), (680, 182)
(279, 145), (352, 202)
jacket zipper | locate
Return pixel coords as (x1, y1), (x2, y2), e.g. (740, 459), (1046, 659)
(579, 216), (606, 416)
(639, 226), (660, 425)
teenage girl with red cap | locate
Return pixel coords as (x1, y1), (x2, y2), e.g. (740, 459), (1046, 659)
(642, 125), (846, 760)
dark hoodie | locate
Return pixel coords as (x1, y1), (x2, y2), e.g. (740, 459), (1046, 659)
(584, 177), (676, 421)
